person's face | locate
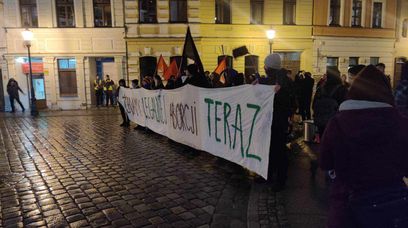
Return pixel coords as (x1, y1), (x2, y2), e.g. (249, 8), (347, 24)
(347, 73), (356, 84)
(376, 66), (385, 73)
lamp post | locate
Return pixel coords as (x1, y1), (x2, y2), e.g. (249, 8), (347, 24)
(266, 29), (276, 54)
(22, 29), (38, 116)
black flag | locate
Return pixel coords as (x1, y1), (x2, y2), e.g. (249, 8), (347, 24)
(233, 46), (249, 58)
(181, 27), (204, 75)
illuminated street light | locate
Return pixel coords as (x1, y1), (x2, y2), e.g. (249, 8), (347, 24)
(21, 28), (38, 116)
(266, 29), (276, 54)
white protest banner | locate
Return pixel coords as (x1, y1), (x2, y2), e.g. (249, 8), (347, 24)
(118, 84), (275, 179)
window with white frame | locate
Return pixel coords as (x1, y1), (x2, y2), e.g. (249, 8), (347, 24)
(20, 0), (38, 27)
(329, 0), (341, 26)
(372, 2), (383, 28)
(351, 0), (362, 27)
(403, 19), (408, 38)
(58, 59), (78, 97)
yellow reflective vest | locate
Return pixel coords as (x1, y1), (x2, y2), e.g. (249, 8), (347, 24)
(94, 79), (103, 91)
(104, 79), (114, 91)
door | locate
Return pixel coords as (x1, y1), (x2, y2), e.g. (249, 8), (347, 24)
(32, 74), (47, 109)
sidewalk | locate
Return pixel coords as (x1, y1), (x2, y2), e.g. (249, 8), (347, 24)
(247, 138), (329, 228)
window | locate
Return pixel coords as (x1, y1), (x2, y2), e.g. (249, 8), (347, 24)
(329, 0), (341, 26)
(370, 57), (380, 65)
(139, 0), (157, 23)
(20, 0), (38, 27)
(327, 57), (339, 67)
(250, 0), (263, 24)
(169, 0), (187, 23)
(215, 0), (231, 24)
(351, 0), (362, 27)
(349, 57), (359, 67)
(94, 0), (112, 27)
(56, 0), (75, 27)
(245, 55), (259, 77)
(58, 59), (78, 96)
(283, 0), (296, 25)
(372, 2), (382, 28)
(403, 19), (408, 38)
(139, 56), (157, 79)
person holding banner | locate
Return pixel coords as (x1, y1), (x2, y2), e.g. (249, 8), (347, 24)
(117, 79), (130, 127)
(259, 54), (293, 191)
(185, 64), (211, 88)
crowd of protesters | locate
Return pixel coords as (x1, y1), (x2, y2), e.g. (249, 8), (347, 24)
(115, 54), (408, 227)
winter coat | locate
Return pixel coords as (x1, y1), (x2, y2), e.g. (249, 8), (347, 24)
(395, 62), (408, 116)
(300, 76), (315, 102)
(320, 100), (408, 228)
(7, 81), (23, 98)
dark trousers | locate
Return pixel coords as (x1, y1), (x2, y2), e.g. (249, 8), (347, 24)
(10, 96), (24, 112)
(268, 130), (289, 185)
(95, 89), (103, 106)
(119, 104), (130, 125)
(105, 91), (114, 107)
(300, 99), (312, 121)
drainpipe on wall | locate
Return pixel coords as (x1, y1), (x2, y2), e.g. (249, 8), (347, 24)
(83, 57), (88, 109)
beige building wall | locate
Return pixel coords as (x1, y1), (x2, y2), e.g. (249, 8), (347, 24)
(395, 0), (408, 58)
(126, 0), (314, 81)
(1, 0), (126, 111)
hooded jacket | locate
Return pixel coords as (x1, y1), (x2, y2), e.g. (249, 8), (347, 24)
(319, 65), (408, 228)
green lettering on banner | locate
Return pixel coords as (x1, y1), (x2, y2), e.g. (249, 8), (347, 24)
(246, 104), (262, 162)
(232, 104), (244, 158)
(215, 101), (222, 142)
(204, 98), (214, 137)
(223, 102), (232, 148)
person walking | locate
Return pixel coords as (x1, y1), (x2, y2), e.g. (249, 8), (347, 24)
(320, 65), (408, 228)
(7, 78), (25, 113)
(313, 67), (347, 139)
(299, 72), (315, 120)
(94, 75), (104, 107)
(104, 75), (114, 107)
(395, 61), (408, 117)
(117, 79), (130, 127)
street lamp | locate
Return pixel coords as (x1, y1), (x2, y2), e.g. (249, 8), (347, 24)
(22, 28), (38, 116)
(266, 29), (276, 54)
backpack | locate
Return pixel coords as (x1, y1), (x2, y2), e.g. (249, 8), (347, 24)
(313, 85), (341, 127)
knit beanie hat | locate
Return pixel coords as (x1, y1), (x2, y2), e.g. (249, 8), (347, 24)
(347, 65), (395, 106)
(264, 53), (282, 70)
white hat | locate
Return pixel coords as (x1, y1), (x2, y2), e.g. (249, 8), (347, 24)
(264, 53), (282, 70)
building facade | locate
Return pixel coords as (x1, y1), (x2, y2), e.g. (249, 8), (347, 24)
(1, 0), (126, 111)
(312, 0), (397, 82)
(125, 0), (314, 82)
(395, 0), (408, 86)
(0, 0), (404, 111)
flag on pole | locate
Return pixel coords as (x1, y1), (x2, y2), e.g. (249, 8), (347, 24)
(164, 59), (179, 80)
(232, 46), (249, 58)
(181, 27), (204, 75)
(156, 55), (168, 76)
(214, 57), (227, 75)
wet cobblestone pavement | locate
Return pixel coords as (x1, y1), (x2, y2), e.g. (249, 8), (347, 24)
(0, 111), (252, 227)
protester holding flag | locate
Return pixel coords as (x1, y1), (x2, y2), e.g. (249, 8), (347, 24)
(185, 64), (211, 88)
(153, 75), (164, 90)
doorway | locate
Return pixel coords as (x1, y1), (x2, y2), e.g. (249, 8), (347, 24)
(32, 74), (47, 109)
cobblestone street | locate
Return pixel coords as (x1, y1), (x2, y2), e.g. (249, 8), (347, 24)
(0, 110), (253, 227)
(0, 110), (328, 228)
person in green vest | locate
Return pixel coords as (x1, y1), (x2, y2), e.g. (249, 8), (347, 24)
(104, 75), (114, 107)
(93, 75), (104, 107)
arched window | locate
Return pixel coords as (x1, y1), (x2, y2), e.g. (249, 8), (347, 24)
(139, 56), (157, 79)
(245, 55), (259, 77)
(218, 55), (233, 68)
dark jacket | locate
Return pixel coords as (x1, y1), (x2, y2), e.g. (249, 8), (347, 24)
(186, 74), (211, 88)
(300, 76), (315, 101)
(320, 101), (408, 228)
(7, 80), (23, 98)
